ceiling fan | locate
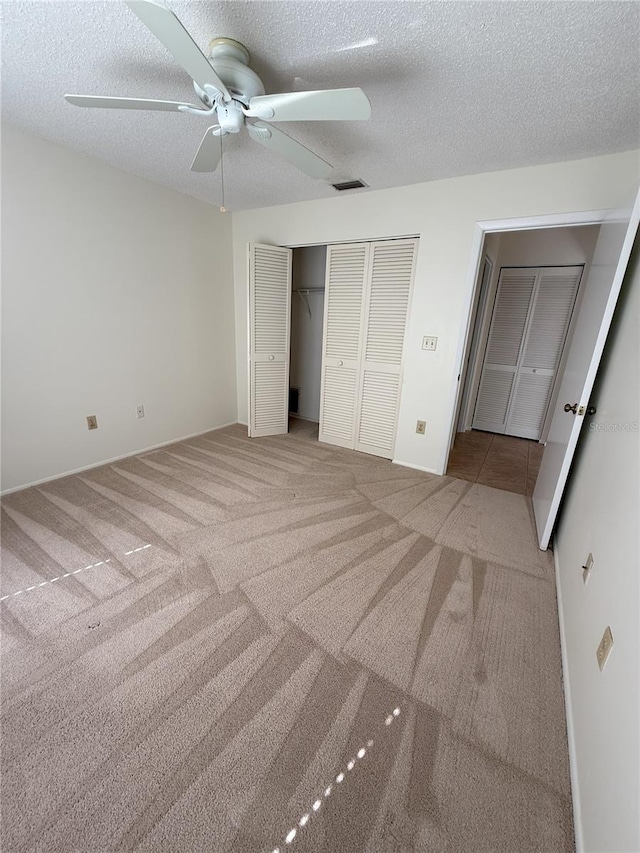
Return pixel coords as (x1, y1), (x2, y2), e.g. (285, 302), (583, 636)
(65, 0), (372, 181)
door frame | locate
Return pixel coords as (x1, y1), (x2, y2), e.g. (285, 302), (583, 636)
(445, 209), (611, 468)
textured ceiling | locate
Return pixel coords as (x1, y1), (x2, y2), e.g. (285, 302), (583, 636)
(2, 1), (639, 211)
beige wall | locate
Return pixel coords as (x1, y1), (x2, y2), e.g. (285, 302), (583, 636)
(1, 125), (236, 492)
(232, 150), (640, 474)
(555, 237), (639, 853)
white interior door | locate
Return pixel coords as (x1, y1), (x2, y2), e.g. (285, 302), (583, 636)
(319, 243), (368, 448)
(533, 189), (640, 549)
(355, 239), (418, 458)
(248, 243), (292, 437)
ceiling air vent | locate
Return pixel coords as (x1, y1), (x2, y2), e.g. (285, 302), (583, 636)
(332, 179), (367, 191)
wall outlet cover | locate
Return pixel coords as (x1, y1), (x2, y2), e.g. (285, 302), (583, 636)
(596, 625), (614, 671)
(582, 552), (594, 584)
(86, 415), (98, 430)
(416, 420), (426, 435)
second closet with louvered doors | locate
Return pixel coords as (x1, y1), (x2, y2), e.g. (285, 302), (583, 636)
(319, 238), (418, 458)
(473, 265), (583, 440)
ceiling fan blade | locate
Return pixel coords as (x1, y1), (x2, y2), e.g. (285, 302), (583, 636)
(245, 88), (371, 122)
(247, 122), (333, 179)
(65, 94), (198, 111)
(125, 1), (231, 100)
(190, 127), (222, 172)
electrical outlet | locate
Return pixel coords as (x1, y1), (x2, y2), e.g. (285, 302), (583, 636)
(416, 420), (426, 435)
(422, 336), (438, 351)
(582, 552), (594, 584)
(136, 405), (145, 419)
(86, 415), (98, 430)
(596, 626), (614, 671)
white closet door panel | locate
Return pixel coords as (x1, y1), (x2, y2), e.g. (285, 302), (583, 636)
(319, 364), (359, 448)
(355, 239), (418, 459)
(319, 243), (368, 448)
(507, 369), (554, 439)
(472, 366), (515, 433)
(249, 243), (292, 437)
(485, 270), (537, 366)
(324, 243), (368, 360)
(364, 241), (416, 365)
(355, 370), (401, 457)
(252, 361), (289, 434)
(521, 266), (582, 370)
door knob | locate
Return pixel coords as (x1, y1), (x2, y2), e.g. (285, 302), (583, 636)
(586, 405), (597, 416)
(564, 403), (578, 414)
(338, 360), (344, 366)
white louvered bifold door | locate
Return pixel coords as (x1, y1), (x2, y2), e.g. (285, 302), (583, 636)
(473, 268), (537, 434)
(319, 243), (368, 448)
(248, 243), (292, 437)
(505, 266), (582, 439)
(354, 239), (418, 458)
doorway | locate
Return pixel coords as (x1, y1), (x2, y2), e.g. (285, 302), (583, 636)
(288, 246), (326, 437)
(447, 224), (601, 495)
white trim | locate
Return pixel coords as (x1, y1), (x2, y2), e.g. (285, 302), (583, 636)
(443, 208), (612, 474)
(392, 458), (440, 475)
(284, 233), (420, 249)
(476, 210), (611, 233)
(0, 421), (239, 496)
(552, 537), (584, 852)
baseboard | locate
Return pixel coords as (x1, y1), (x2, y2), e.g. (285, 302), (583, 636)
(0, 421), (240, 496)
(392, 459), (441, 475)
(553, 537), (584, 852)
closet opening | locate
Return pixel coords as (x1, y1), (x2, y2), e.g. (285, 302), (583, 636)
(248, 236), (418, 460)
(447, 224), (601, 495)
(288, 246), (326, 439)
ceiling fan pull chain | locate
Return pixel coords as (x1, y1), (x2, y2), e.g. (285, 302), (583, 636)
(219, 133), (226, 213)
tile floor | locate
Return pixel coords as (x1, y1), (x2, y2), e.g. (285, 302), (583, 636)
(446, 430), (544, 496)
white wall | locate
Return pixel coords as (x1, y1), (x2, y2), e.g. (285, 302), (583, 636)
(290, 246), (326, 421)
(496, 224), (601, 267)
(555, 238), (639, 852)
(1, 124), (236, 493)
(232, 150), (639, 473)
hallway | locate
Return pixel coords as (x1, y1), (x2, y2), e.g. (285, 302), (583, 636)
(447, 430), (544, 496)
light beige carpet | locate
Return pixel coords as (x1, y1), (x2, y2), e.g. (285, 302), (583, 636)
(0, 420), (574, 852)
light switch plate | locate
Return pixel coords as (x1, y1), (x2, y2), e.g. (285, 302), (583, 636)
(596, 626), (614, 671)
(422, 336), (438, 351)
(86, 415), (98, 430)
(416, 420), (426, 435)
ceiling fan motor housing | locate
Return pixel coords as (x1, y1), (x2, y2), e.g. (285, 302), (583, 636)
(198, 37), (265, 105)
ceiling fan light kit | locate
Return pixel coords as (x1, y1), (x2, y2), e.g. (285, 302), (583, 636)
(64, 0), (371, 194)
